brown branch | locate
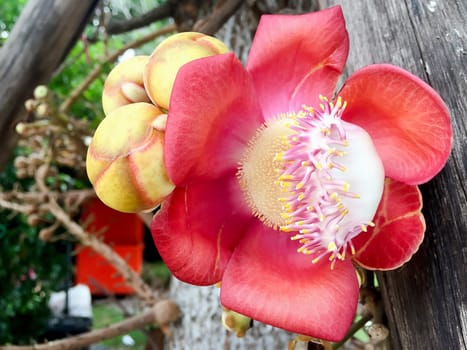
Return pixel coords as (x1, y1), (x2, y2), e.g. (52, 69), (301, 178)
(88, 279), (163, 350)
(0, 301), (179, 350)
(107, 2), (172, 34)
(59, 23), (176, 113)
(0, 199), (35, 214)
(45, 197), (157, 305)
(194, 0), (244, 35)
(2, 189), (95, 206)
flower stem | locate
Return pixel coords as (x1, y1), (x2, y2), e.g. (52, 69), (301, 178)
(332, 313), (373, 349)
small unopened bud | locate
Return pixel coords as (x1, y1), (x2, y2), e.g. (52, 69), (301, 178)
(27, 214), (41, 227)
(24, 99), (37, 112)
(16, 122), (27, 135)
(153, 299), (180, 325)
(33, 85), (48, 100)
(221, 308), (252, 337)
(39, 226), (55, 241)
(355, 265), (366, 287)
(153, 299), (180, 339)
(14, 155), (28, 169)
(367, 323), (389, 343)
(36, 103), (49, 117)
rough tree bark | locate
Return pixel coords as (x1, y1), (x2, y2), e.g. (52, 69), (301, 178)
(0, 0), (98, 169)
(321, 1), (467, 349)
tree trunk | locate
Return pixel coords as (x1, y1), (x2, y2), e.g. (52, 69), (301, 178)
(166, 278), (294, 350)
(0, 0), (98, 169)
(321, 0), (467, 349)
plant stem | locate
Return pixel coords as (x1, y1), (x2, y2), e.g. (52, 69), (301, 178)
(332, 313), (372, 349)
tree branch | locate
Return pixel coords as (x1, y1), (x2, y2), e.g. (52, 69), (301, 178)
(45, 197), (157, 305)
(0, 301), (179, 350)
(194, 0), (244, 35)
(106, 2), (172, 34)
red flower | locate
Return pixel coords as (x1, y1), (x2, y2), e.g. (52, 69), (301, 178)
(151, 6), (451, 341)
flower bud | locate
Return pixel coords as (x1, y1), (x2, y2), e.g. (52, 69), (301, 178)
(33, 85), (48, 100)
(153, 299), (181, 325)
(39, 226), (54, 241)
(221, 308), (252, 337)
(27, 214), (41, 227)
(24, 99), (37, 112)
(86, 102), (175, 213)
(36, 103), (49, 117)
(14, 155), (28, 169)
(16, 122), (27, 135)
(144, 32), (229, 110)
(102, 56), (152, 115)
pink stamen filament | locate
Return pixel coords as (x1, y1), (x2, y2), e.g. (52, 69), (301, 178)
(278, 96), (371, 267)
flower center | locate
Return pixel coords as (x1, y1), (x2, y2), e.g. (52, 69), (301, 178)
(237, 116), (296, 228)
(238, 96), (385, 266)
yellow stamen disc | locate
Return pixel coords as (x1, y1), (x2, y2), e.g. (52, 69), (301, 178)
(237, 117), (297, 228)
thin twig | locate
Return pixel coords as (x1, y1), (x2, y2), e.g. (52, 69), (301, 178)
(45, 197), (157, 305)
(0, 199), (34, 214)
(332, 313), (373, 350)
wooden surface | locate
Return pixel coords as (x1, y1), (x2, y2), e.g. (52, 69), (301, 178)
(0, 0), (98, 169)
(322, 1), (467, 349)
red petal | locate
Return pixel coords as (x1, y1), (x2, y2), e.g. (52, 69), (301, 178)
(352, 178), (425, 270)
(221, 221), (359, 341)
(150, 173), (254, 285)
(247, 6), (349, 119)
(339, 64), (452, 185)
(165, 53), (263, 186)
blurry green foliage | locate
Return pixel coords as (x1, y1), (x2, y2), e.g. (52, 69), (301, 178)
(92, 303), (146, 349)
(0, 0), (27, 45)
(0, 161), (67, 344)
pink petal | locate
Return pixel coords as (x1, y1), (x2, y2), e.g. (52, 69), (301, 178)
(247, 6), (349, 119)
(165, 53), (264, 186)
(151, 173), (254, 285)
(221, 221), (359, 342)
(352, 178), (425, 270)
(339, 64), (452, 185)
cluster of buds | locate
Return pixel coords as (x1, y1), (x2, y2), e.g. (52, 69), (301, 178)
(13, 152), (54, 180)
(86, 32), (229, 213)
(4, 85), (97, 242)
(15, 85), (91, 183)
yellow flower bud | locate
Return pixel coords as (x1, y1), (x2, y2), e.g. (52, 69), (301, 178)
(221, 308), (253, 338)
(144, 32), (229, 110)
(86, 102), (174, 213)
(102, 56), (151, 115)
